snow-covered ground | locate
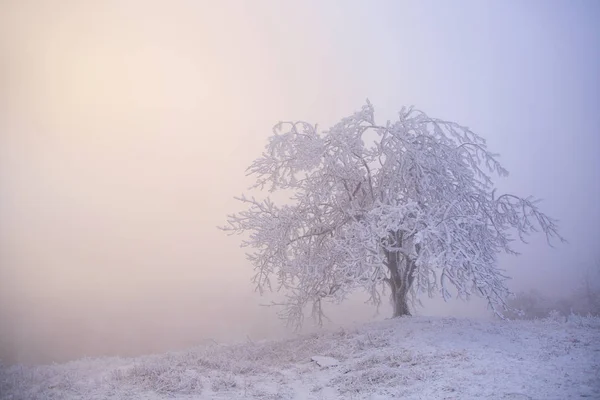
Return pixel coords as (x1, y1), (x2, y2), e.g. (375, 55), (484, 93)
(1, 315), (599, 400)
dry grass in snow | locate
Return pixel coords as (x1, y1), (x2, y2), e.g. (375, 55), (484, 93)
(1, 314), (599, 399)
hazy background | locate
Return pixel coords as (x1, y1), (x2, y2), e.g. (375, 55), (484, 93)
(1, 0), (599, 365)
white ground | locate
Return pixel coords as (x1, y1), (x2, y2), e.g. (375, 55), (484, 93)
(1, 314), (599, 400)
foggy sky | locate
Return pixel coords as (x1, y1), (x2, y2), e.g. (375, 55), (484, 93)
(1, 0), (599, 364)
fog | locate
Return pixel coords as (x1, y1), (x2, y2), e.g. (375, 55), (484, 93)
(1, 0), (599, 365)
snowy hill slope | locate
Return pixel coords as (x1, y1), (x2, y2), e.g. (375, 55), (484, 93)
(1, 315), (599, 400)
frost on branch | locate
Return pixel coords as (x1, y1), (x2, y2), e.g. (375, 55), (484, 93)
(222, 101), (564, 327)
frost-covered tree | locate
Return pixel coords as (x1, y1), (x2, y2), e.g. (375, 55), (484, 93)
(222, 102), (564, 327)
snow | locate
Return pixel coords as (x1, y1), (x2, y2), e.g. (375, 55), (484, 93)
(1, 315), (599, 399)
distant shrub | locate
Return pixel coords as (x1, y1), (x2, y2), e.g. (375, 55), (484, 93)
(504, 283), (600, 320)
(504, 290), (564, 320)
(504, 264), (600, 320)
(570, 262), (600, 316)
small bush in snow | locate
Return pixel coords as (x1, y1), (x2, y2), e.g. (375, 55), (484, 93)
(117, 363), (202, 395)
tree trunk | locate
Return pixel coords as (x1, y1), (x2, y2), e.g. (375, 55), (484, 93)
(394, 292), (411, 317)
(389, 273), (411, 317)
(384, 231), (417, 318)
(385, 257), (414, 317)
